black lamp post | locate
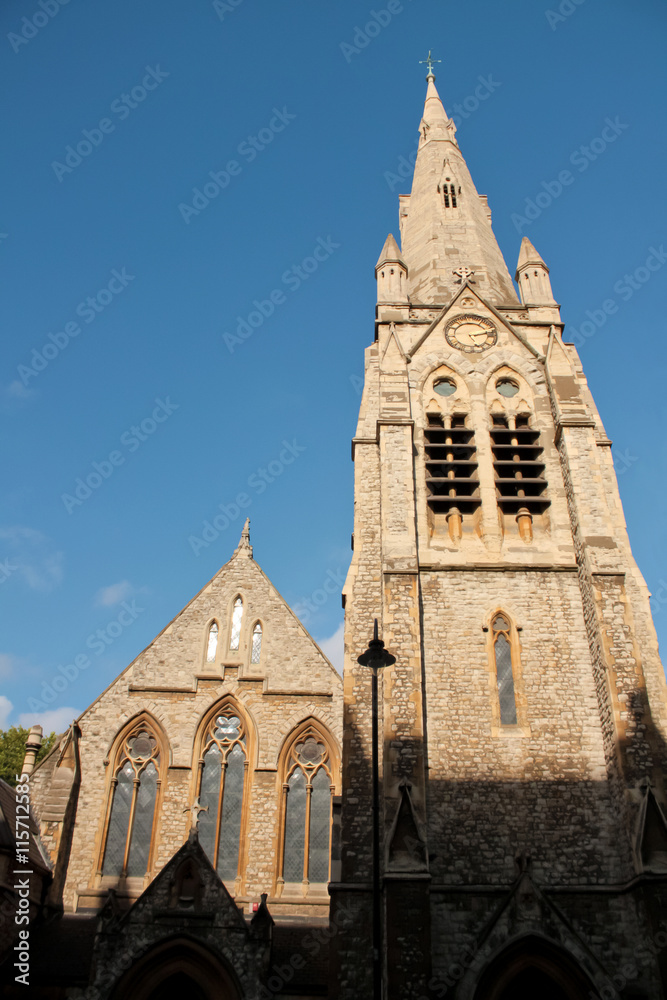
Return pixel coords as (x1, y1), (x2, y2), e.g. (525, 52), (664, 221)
(357, 619), (396, 1000)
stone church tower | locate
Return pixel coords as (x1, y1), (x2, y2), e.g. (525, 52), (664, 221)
(330, 71), (667, 999)
(4, 69), (667, 1000)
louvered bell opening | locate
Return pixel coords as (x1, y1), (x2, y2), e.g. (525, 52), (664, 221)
(490, 424), (550, 513)
(425, 420), (481, 514)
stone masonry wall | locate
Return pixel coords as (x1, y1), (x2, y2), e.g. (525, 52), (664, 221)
(30, 545), (342, 919)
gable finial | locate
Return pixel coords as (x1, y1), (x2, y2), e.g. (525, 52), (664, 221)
(419, 49), (441, 81)
(183, 797), (208, 835)
(235, 517), (253, 558)
(453, 266), (476, 285)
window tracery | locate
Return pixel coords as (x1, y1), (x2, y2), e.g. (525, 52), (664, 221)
(492, 614), (518, 726)
(102, 723), (161, 878)
(281, 731), (334, 884)
(196, 710), (248, 882)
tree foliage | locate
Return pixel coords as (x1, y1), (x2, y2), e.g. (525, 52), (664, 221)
(0, 727), (58, 787)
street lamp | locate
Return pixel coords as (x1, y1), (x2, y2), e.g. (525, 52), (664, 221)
(357, 619), (396, 1000)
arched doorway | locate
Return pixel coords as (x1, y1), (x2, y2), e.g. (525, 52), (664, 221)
(474, 935), (594, 1000)
(109, 938), (241, 1000)
(146, 971), (208, 1000)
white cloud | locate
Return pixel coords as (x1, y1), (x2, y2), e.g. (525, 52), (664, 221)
(1, 380), (36, 409)
(17, 706), (78, 735)
(95, 580), (134, 607)
(0, 695), (13, 728)
(316, 621), (344, 673)
(0, 654), (16, 679)
(0, 526), (63, 591)
(6, 380), (33, 399)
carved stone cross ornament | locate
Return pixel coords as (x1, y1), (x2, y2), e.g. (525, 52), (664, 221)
(183, 797), (209, 829)
(453, 266), (475, 284)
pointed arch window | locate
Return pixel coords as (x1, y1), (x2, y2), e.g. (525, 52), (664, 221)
(206, 622), (219, 663)
(281, 732), (334, 885)
(230, 597), (243, 650)
(443, 183), (458, 208)
(102, 726), (161, 878)
(493, 614), (517, 725)
(441, 179), (459, 209)
(197, 711), (247, 882)
(251, 622), (262, 664)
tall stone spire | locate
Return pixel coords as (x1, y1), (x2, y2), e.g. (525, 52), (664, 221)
(399, 72), (518, 306)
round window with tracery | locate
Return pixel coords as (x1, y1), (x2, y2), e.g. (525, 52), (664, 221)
(295, 737), (326, 768)
(496, 378), (519, 398)
(434, 378), (457, 397)
(214, 715), (241, 741)
(126, 731), (157, 762)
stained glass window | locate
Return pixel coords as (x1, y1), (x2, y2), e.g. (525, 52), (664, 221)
(126, 762), (158, 876)
(230, 598), (243, 650)
(218, 745), (245, 880)
(308, 768), (332, 882)
(206, 622), (218, 662)
(251, 623), (262, 663)
(283, 769), (307, 882)
(493, 615), (517, 725)
(102, 762), (133, 876)
(196, 710), (247, 882)
(197, 744), (221, 862)
(281, 730), (333, 885)
(102, 727), (160, 878)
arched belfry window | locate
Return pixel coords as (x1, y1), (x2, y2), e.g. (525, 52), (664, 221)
(443, 182), (458, 208)
(101, 722), (162, 878)
(206, 622), (218, 663)
(438, 162), (460, 209)
(196, 709), (248, 882)
(251, 622), (262, 664)
(230, 597), (243, 650)
(280, 729), (334, 885)
(488, 372), (549, 521)
(492, 614), (517, 725)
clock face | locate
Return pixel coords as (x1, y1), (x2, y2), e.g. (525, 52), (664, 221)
(445, 313), (497, 353)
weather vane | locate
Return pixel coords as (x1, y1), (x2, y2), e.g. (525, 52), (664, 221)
(419, 50), (441, 78)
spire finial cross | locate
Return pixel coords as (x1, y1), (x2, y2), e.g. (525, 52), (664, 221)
(419, 50), (441, 79)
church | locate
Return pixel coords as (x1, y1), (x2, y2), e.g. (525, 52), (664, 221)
(3, 66), (667, 999)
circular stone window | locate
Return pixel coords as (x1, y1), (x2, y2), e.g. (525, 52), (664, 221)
(434, 378), (456, 397)
(496, 378), (519, 397)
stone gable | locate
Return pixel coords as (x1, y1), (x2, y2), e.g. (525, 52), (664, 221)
(30, 526), (343, 920)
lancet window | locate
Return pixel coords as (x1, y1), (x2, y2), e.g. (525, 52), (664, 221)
(101, 723), (161, 878)
(251, 622), (262, 664)
(443, 182), (458, 208)
(492, 614), (518, 725)
(230, 597), (243, 650)
(196, 710), (248, 882)
(206, 622), (219, 663)
(281, 730), (334, 885)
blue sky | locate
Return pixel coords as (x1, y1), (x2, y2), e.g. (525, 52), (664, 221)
(1, 0), (666, 733)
